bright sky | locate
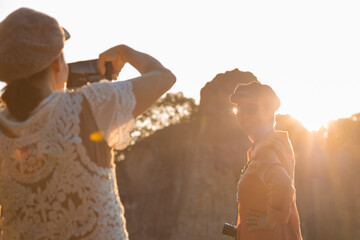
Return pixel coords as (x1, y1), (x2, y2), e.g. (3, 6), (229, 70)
(1, 0), (359, 131)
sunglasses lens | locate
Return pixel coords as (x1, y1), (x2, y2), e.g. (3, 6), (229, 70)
(247, 106), (257, 115)
(237, 104), (258, 116)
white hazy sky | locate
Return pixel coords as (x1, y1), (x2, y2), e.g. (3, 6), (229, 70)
(1, 0), (359, 130)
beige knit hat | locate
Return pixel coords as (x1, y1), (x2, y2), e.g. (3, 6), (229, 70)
(0, 8), (70, 83)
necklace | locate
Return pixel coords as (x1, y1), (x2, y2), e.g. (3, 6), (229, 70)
(236, 161), (250, 202)
(239, 162), (249, 179)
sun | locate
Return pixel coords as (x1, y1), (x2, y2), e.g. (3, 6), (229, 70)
(278, 108), (329, 132)
(274, 89), (350, 132)
(279, 103), (337, 132)
(298, 118), (328, 132)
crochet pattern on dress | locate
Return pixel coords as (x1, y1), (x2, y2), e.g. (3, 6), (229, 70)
(0, 80), (135, 240)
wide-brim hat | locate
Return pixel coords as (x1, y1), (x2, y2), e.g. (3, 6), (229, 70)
(229, 81), (280, 112)
(0, 8), (70, 83)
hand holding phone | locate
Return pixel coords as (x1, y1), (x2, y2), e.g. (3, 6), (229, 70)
(67, 59), (113, 88)
(98, 45), (128, 80)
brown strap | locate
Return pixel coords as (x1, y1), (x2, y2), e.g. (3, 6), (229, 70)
(79, 95), (112, 168)
(0, 118), (17, 138)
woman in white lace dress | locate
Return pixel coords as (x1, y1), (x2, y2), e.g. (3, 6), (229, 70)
(0, 8), (176, 240)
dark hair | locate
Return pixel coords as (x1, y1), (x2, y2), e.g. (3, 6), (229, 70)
(1, 67), (50, 122)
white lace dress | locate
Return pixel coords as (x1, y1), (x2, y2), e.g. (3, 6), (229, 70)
(0, 80), (135, 240)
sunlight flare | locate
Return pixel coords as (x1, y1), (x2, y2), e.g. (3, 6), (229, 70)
(89, 131), (104, 142)
(233, 107), (238, 115)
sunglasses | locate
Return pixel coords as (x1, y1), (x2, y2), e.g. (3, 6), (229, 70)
(234, 103), (258, 116)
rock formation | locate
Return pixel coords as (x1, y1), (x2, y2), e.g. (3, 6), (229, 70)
(117, 69), (256, 240)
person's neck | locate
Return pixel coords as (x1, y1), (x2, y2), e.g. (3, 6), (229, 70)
(28, 75), (55, 100)
(249, 125), (275, 143)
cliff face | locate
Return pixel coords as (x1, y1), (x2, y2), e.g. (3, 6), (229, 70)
(117, 69), (256, 240)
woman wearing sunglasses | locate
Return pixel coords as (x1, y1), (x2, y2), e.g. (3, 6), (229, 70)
(229, 81), (302, 240)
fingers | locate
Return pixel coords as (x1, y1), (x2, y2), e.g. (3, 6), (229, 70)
(99, 56), (125, 79)
(111, 74), (118, 80)
(246, 216), (258, 221)
(97, 53), (107, 75)
(246, 215), (258, 225)
(248, 225), (259, 231)
(98, 46), (125, 76)
(247, 209), (264, 216)
(246, 209), (266, 231)
(112, 59), (125, 76)
(246, 220), (257, 225)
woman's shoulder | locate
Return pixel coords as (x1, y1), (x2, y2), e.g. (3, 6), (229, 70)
(74, 80), (133, 103)
(252, 131), (295, 173)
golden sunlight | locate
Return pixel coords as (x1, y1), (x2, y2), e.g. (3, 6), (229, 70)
(232, 107), (238, 115)
(299, 118), (329, 132)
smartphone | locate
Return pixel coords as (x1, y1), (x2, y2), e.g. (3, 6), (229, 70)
(67, 59), (113, 88)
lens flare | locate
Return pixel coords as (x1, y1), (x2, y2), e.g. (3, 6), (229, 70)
(233, 107), (238, 115)
(89, 131), (104, 142)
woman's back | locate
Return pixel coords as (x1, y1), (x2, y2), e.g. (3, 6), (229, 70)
(0, 80), (135, 240)
(0, 8), (176, 239)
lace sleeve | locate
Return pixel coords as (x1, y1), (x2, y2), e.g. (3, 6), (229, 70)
(79, 80), (136, 150)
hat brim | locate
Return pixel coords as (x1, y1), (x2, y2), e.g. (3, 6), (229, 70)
(62, 27), (71, 40)
(229, 92), (256, 104)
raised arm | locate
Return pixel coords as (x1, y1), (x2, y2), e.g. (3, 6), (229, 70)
(246, 148), (294, 231)
(98, 45), (176, 118)
(255, 149), (294, 223)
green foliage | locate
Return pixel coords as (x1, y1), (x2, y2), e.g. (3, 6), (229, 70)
(129, 92), (198, 145)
